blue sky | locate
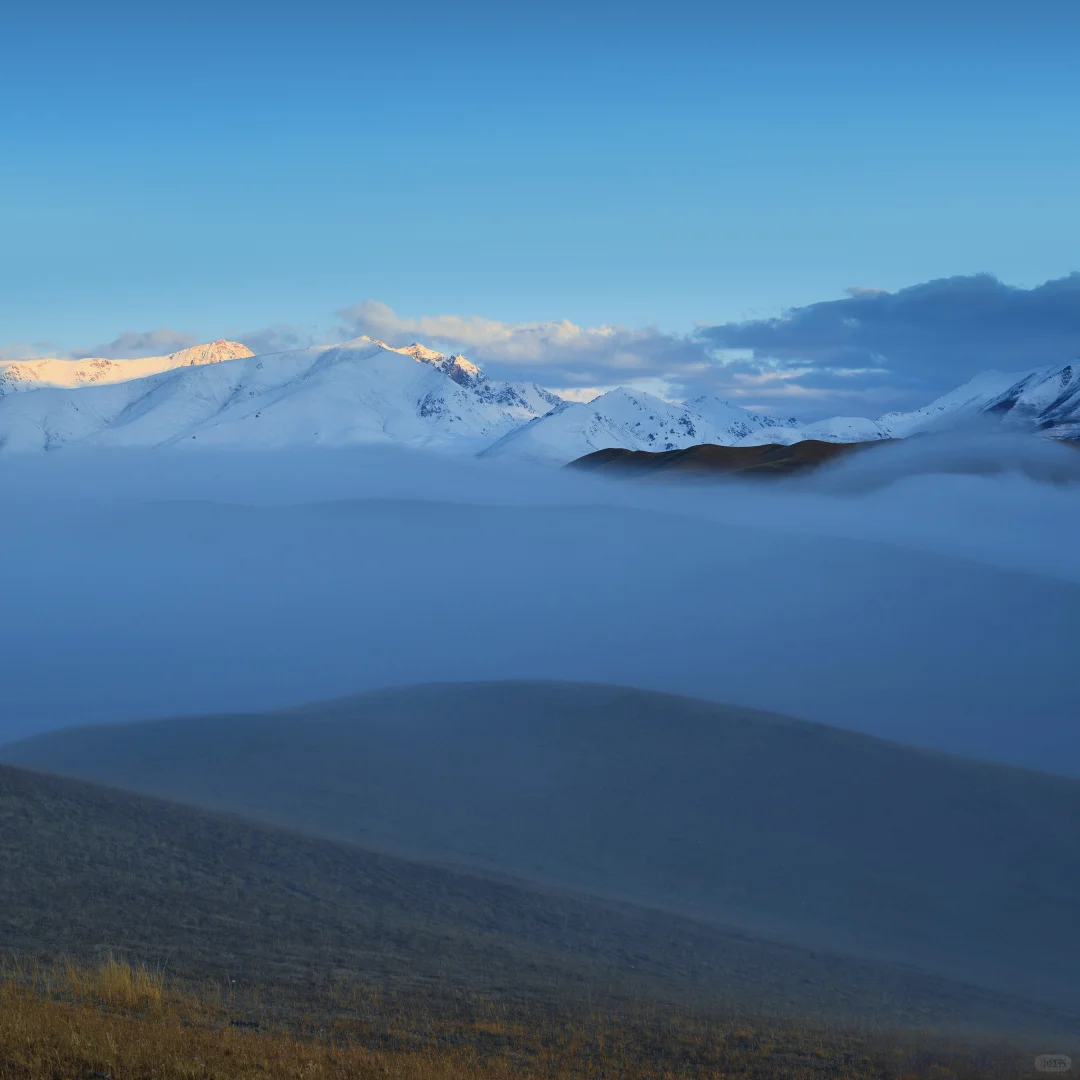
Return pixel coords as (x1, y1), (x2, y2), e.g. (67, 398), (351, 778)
(3, 1), (1079, 416)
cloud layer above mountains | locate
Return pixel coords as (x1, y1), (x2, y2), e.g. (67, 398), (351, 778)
(5, 274), (1077, 420)
(80, 328), (202, 359)
(337, 300), (706, 401)
(700, 273), (1080, 408)
(340, 275), (1080, 416)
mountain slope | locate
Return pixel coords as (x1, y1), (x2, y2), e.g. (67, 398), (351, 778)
(6, 680), (1079, 1011)
(875, 369), (1028, 438)
(0, 339), (559, 453)
(480, 401), (646, 464)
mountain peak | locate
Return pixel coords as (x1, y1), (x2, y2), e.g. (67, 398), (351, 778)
(382, 341), (446, 364)
(377, 340), (488, 389)
(169, 340), (254, 366)
(443, 353), (484, 386)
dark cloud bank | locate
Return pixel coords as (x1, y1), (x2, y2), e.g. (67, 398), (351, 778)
(701, 272), (1080, 404)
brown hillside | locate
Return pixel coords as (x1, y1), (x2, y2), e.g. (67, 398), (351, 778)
(567, 439), (887, 476)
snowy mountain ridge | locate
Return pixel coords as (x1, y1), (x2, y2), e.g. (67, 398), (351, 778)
(482, 388), (800, 465)
(982, 362), (1080, 439)
(483, 362), (1080, 463)
(742, 364), (1080, 448)
(0, 331), (1075, 462)
(0, 340), (253, 395)
(381, 340), (563, 420)
(0, 338), (560, 453)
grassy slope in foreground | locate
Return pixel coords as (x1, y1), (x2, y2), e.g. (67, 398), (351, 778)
(2, 761), (1079, 1054)
(3, 958), (1062, 1080)
(4, 680), (1079, 1015)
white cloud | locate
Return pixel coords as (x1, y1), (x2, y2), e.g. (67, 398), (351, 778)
(1, 329), (201, 364)
(332, 299), (918, 419)
(337, 299), (716, 396)
(845, 286), (890, 298)
(547, 386), (607, 403)
(2, 325), (324, 366)
(0, 341), (55, 362)
(334, 301), (921, 419)
(229, 323), (323, 356)
(76, 328), (200, 359)
(340, 299), (634, 363)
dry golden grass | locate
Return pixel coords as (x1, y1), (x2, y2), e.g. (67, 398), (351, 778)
(0, 959), (1050, 1080)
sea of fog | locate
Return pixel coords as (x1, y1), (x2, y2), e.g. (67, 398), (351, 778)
(1, 433), (1078, 775)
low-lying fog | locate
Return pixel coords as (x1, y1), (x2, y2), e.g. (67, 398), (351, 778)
(2, 432), (1078, 775)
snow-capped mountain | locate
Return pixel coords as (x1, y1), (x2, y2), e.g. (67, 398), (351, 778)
(685, 394), (801, 441)
(875, 369), (1029, 439)
(981, 363), (1080, 439)
(736, 364), (1080, 448)
(384, 341), (563, 420)
(3, 328), (1075, 463)
(0, 338), (560, 453)
(482, 387), (801, 465)
(0, 339), (810, 463)
(733, 374), (1031, 447)
(486, 361), (1080, 465)
(735, 415), (891, 446)
(589, 388), (800, 450)
(0, 340), (253, 395)
(384, 342), (485, 387)
(481, 401), (644, 465)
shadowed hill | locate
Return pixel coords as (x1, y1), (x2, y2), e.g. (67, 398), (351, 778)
(567, 440), (883, 476)
(4, 681), (1080, 1013)
(568, 436), (1080, 481)
(6, 762), (1075, 1035)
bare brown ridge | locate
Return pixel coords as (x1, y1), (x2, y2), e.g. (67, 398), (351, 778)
(567, 439), (891, 477)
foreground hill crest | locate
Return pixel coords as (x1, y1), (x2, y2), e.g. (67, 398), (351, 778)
(4, 679), (1079, 1016)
